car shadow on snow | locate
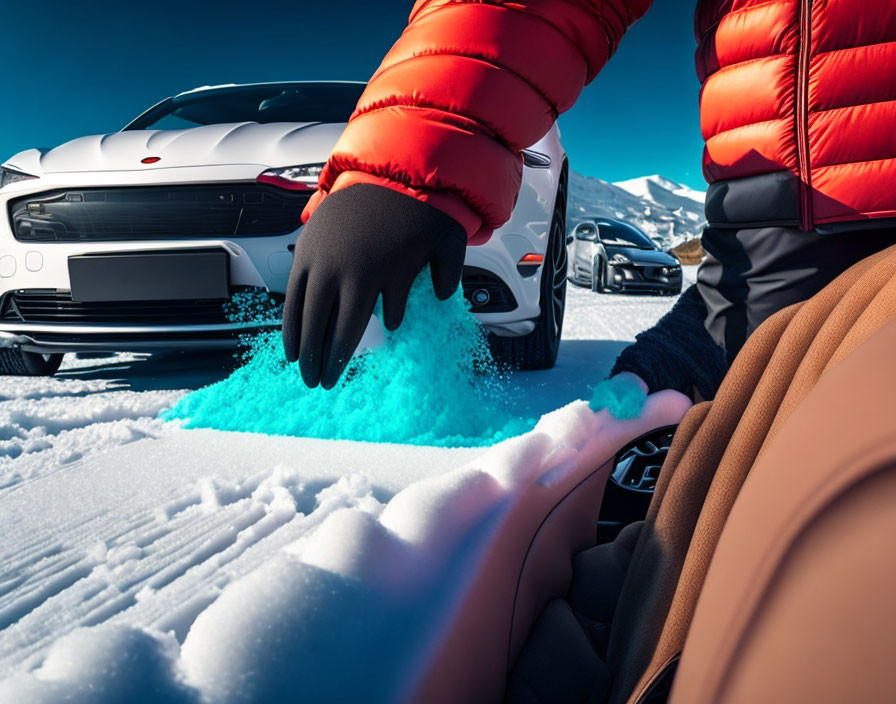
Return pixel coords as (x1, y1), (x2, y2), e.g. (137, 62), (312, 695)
(56, 350), (240, 392)
(53, 338), (630, 423)
(507, 338), (631, 419)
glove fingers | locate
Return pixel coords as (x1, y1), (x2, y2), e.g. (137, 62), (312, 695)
(381, 278), (415, 332)
(319, 290), (378, 390)
(429, 235), (466, 300)
(281, 265), (308, 363)
(299, 275), (338, 388)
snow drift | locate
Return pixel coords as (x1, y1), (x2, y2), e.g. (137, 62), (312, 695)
(0, 392), (690, 704)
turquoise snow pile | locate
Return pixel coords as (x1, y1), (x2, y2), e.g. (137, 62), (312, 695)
(588, 373), (648, 421)
(164, 272), (535, 448)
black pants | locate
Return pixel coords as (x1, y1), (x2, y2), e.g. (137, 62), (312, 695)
(698, 224), (896, 359)
(611, 222), (895, 399)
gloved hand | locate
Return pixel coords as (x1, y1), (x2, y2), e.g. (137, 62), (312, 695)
(282, 183), (467, 389)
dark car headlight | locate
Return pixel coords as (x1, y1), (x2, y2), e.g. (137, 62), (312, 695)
(0, 167), (38, 189)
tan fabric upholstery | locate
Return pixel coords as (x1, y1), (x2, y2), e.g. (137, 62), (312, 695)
(609, 243), (896, 703)
(608, 308), (799, 703)
(671, 317), (896, 703)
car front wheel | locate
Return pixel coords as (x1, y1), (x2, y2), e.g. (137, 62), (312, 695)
(591, 258), (606, 293)
(0, 349), (64, 376)
(489, 173), (567, 370)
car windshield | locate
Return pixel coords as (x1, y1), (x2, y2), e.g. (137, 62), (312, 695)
(598, 221), (656, 249)
(123, 82), (366, 131)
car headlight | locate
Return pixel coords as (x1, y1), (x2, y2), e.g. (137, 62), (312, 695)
(256, 163), (325, 191)
(0, 167), (38, 189)
(611, 253), (632, 265)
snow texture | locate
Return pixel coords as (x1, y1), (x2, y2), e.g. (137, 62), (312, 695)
(0, 258), (699, 701)
(0, 396), (691, 704)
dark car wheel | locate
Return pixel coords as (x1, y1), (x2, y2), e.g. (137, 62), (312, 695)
(0, 349), (64, 376)
(591, 258), (606, 293)
(490, 170), (567, 370)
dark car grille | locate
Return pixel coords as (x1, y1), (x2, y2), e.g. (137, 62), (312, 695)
(8, 184), (310, 242)
(610, 262), (681, 288)
(0, 288), (282, 326)
(639, 265), (678, 283)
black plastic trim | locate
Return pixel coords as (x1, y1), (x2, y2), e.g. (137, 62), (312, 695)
(9, 183), (310, 242)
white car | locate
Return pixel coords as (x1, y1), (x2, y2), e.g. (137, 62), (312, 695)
(0, 81), (568, 376)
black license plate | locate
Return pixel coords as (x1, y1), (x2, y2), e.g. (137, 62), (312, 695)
(68, 250), (229, 302)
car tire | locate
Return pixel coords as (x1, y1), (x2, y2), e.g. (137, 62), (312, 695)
(0, 349), (64, 376)
(489, 170), (567, 371)
(591, 259), (605, 294)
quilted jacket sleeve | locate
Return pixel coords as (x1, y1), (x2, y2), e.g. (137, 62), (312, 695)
(302, 0), (652, 243)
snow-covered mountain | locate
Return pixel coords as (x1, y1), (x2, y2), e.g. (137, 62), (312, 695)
(568, 171), (707, 250)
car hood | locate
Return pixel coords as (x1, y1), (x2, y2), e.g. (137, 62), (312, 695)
(607, 246), (678, 265)
(7, 121), (347, 175)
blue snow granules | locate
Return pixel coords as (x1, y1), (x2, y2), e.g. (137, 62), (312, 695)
(588, 374), (647, 421)
(164, 271), (535, 448)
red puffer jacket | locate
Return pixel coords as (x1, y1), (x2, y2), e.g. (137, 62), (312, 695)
(697, 0), (896, 231)
(303, 0), (896, 240)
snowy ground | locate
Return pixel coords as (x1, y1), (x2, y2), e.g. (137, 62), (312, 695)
(0, 267), (696, 702)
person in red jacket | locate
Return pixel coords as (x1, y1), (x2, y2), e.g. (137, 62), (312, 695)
(282, 0), (896, 397)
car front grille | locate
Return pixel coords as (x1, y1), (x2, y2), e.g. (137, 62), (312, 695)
(614, 263), (680, 285)
(0, 287), (282, 326)
(8, 184), (310, 242)
(639, 265), (680, 283)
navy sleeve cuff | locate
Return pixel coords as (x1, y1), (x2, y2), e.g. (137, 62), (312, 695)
(610, 285), (730, 400)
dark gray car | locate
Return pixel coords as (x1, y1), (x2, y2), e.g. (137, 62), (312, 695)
(569, 219), (682, 295)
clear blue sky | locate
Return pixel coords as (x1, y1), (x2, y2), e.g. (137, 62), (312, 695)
(0, 0), (704, 190)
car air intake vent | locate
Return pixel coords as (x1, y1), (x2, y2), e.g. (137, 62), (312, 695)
(0, 287), (282, 326)
(8, 184), (311, 242)
(461, 266), (518, 313)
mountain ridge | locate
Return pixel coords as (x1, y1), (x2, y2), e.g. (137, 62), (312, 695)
(568, 170), (707, 250)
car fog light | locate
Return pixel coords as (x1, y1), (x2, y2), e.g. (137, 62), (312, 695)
(471, 289), (491, 306)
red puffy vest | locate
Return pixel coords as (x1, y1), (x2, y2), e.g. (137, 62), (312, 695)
(698, 0), (896, 231)
(304, 1), (896, 238)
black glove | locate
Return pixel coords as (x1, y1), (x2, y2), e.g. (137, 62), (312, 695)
(282, 183), (467, 389)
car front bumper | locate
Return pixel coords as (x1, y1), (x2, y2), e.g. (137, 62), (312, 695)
(605, 263), (683, 293)
(0, 155), (561, 351)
